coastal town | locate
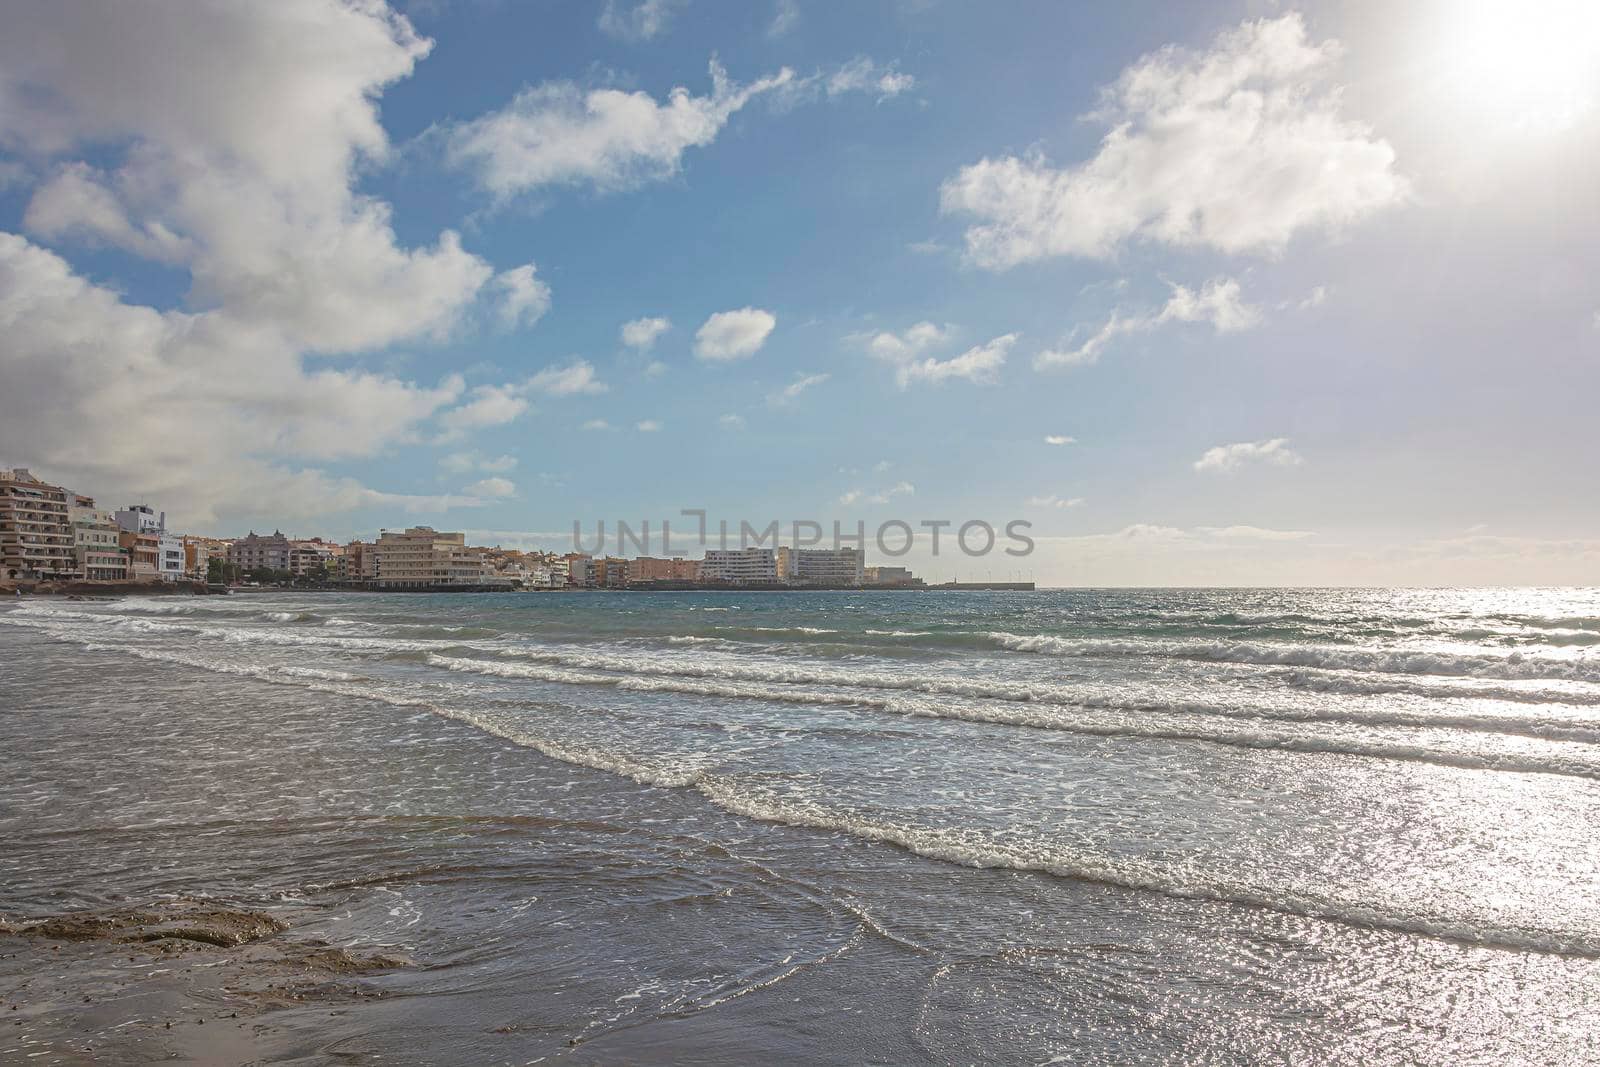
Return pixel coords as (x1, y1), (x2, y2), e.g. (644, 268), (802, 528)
(1, 466), (939, 591)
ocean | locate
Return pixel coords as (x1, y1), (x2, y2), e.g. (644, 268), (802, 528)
(3, 587), (1599, 1063)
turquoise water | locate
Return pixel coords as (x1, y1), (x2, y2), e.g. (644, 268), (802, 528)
(3, 588), (1600, 1061)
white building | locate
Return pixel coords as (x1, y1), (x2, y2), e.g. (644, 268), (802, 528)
(701, 547), (777, 583)
(157, 532), (185, 581)
(115, 504), (164, 536)
(780, 547), (865, 585)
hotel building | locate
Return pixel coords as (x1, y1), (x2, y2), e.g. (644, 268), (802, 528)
(701, 547), (778, 583)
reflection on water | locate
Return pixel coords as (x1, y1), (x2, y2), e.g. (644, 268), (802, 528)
(2, 588), (1599, 1062)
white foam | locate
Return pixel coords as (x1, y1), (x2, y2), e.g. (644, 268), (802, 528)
(984, 632), (1600, 682)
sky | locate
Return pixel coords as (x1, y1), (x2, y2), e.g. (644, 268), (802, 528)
(1, 0), (1597, 585)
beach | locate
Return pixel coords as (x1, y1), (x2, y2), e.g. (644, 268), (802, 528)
(3, 588), (1599, 1063)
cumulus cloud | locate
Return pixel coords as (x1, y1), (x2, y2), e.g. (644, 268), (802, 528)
(940, 14), (1407, 268)
(621, 315), (671, 350)
(861, 321), (951, 363)
(636, 419), (663, 432)
(897, 334), (1015, 388)
(1193, 437), (1304, 473)
(492, 263), (551, 329)
(0, 2), (530, 523)
(859, 322), (1010, 387)
(1027, 494), (1085, 509)
(768, 371), (830, 406)
(449, 60), (796, 197)
(581, 419), (612, 431)
(435, 360), (606, 441)
(597, 0), (680, 42)
(462, 476), (517, 499)
(1044, 435), (1076, 445)
(719, 413), (747, 429)
(695, 307), (776, 361)
(1037, 277), (1261, 369)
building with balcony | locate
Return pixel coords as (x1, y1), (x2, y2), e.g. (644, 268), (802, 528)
(70, 496), (128, 581)
(370, 526), (500, 589)
(1, 469), (76, 580)
(701, 547), (778, 583)
(626, 556), (702, 583)
(227, 530), (293, 573)
(788, 547), (865, 585)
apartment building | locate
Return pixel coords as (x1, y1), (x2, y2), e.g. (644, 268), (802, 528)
(789, 547), (865, 585)
(227, 530), (293, 572)
(288, 538), (342, 578)
(184, 536), (232, 578)
(592, 556), (629, 589)
(341, 541), (373, 583)
(118, 528), (160, 580)
(70, 497), (129, 582)
(626, 556), (702, 583)
(1, 468), (76, 580)
(565, 553), (593, 588)
(370, 526), (497, 589)
(701, 547), (777, 583)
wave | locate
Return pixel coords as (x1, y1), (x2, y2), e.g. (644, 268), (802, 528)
(424, 654), (1600, 779)
(984, 632), (1600, 682)
(695, 780), (1600, 958)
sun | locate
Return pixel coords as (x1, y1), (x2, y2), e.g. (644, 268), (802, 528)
(1421, 0), (1600, 134)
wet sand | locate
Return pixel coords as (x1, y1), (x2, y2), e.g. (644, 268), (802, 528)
(1, 900), (409, 1064)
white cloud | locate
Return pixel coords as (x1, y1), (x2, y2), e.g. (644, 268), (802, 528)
(636, 419), (663, 432)
(0, 2), (522, 523)
(462, 476), (517, 499)
(436, 383), (529, 438)
(1197, 525), (1313, 541)
(860, 322), (1012, 387)
(840, 481), (914, 507)
(719, 413), (747, 429)
(768, 371), (830, 405)
(862, 321), (950, 363)
(827, 57), (916, 101)
(1044, 435), (1076, 446)
(598, 0), (680, 42)
(1037, 278), (1260, 369)
(768, 0), (800, 38)
(897, 333), (1015, 388)
(582, 419), (612, 431)
(493, 263), (551, 330)
(621, 315), (671, 350)
(526, 359), (607, 396)
(449, 60), (796, 197)
(1027, 494), (1084, 509)
(440, 451), (517, 474)
(24, 163), (192, 263)
(940, 14), (1407, 269)
(1193, 437), (1304, 474)
(695, 307), (776, 361)
(1298, 285), (1329, 310)
(435, 360), (606, 441)
(6, 3), (494, 355)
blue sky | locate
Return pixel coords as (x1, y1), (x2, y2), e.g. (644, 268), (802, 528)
(1, 0), (1598, 583)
